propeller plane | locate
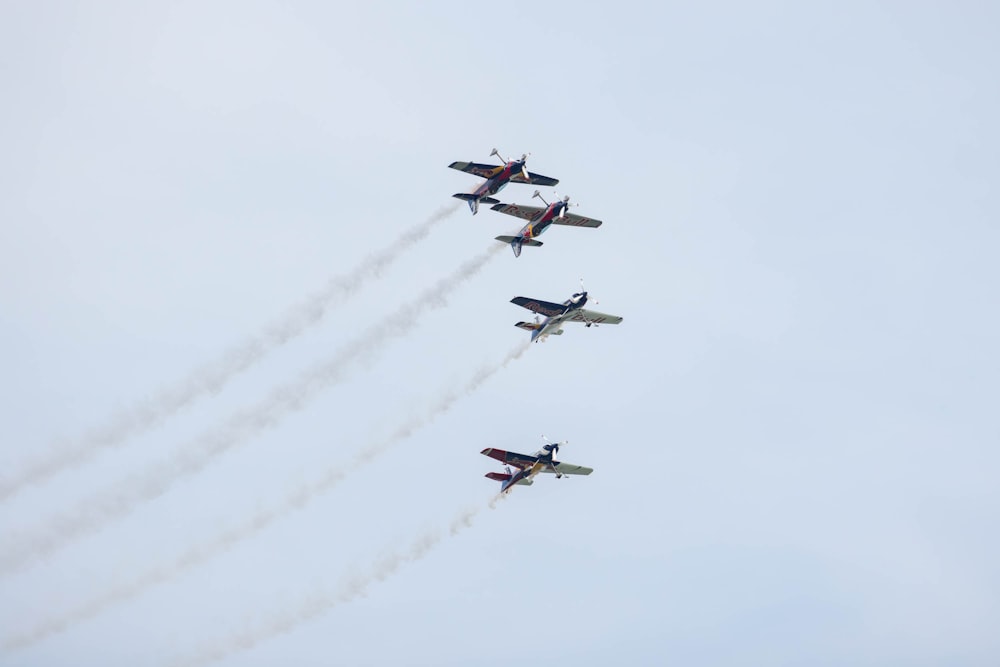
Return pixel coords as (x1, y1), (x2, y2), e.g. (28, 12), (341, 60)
(448, 149), (559, 215)
(490, 190), (603, 257)
(512, 280), (623, 342)
(482, 437), (593, 495)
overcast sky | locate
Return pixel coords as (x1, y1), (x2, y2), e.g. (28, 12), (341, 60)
(1, 2), (998, 665)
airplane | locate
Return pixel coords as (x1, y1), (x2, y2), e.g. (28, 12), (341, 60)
(490, 190), (602, 257)
(448, 149), (559, 215)
(511, 280), (623, 342)
(482, 436), (593, 495)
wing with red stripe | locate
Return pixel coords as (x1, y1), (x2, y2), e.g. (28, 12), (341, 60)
(551, 212), (602, 228)
(490, 203), (543, 221)
(510, 297), (567, 318)
(480, 448), (539, 469)
(448, 161), (503, 179)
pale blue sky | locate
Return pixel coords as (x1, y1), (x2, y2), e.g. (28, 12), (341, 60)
(1, 2), (998, 665)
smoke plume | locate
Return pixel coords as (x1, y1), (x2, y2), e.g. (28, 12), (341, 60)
(0, 205), (456, 503)
(167, 501), (496, 667)
(0, 242), (501, 577)
(2, 342), (527, 650)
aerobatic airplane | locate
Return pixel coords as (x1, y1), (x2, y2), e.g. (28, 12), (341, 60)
(482, 437), (593, 495)
(490, 190), (603, 257)
(448, 149), (559, 215)
(511, 281), (623, 342)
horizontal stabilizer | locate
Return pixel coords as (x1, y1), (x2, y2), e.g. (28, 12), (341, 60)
(454, 194), (500, 204)
(516, 478), (534, 486)
(485, 472), (512, 482)
(515, 321), (542, 331)
(495, 235), (543, 247)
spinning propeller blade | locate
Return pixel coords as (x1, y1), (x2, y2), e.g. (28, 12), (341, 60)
(541, 434), (566, 457)
(579, 277), (598, 304)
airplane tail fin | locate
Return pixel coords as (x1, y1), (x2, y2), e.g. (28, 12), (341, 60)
(452, 193), (482, 214)
(494, 235), (543, 258)
(452, 192), (500, 215)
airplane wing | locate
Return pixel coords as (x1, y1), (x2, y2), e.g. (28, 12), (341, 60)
(510, 297), (567, 318)
(481, 447), (539, 469)
(489, 203), (544, 221)
(448, 161), (503, 179)
(510, 171), (559, 186)
(551, 212), (603, 228)
(565, 308), (623, 325)
(540, 461), (594, 476)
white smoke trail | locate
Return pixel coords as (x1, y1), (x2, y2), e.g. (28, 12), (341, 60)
(167, 501), (496, 667)
(0, 242), (502, 577)
(0, 205), (458, 503)
(1, 342), (528, 651)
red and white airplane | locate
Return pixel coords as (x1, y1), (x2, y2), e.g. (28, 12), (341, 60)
(482, 437), (593, 495)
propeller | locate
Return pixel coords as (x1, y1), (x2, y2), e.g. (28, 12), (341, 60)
(541, 435), (567, 457)
(579, 277), (598, 304)
(577, 278), (602, 327)
(551, 191), (577, 217)
(491, 148), (531, 178)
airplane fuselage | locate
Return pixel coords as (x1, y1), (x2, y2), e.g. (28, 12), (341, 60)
(530, 293), (587, 342)
(501, 461), (544, 494)
(514, 201), (569, 243)
(473, 160), (525, 200)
